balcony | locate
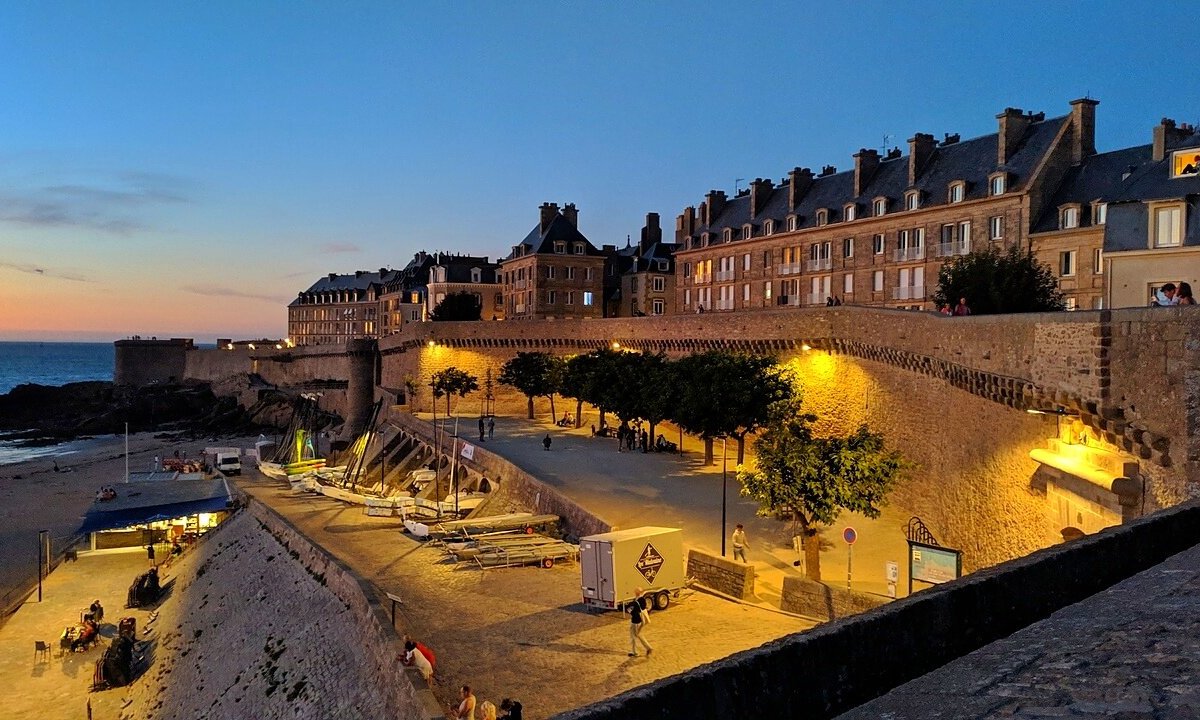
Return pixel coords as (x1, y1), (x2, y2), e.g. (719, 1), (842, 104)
(715, 270), (735, 282)
(778, 262), (802, 276)
(515, 304), (526, 314)
(894, 247), (925, 262)
(776, 294), (802, 307)
(892, 285), (926, 300)
(806, 258), (832, 272)
(933, 241), (971, 258)
(693, 274), (712, 285)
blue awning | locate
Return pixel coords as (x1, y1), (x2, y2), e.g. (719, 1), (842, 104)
(79, 476), (232, 534)
(79, 496), (233, 534)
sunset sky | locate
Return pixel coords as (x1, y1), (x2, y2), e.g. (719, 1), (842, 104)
(2, 2), (1197, 342)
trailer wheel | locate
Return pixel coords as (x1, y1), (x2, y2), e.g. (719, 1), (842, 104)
(541, 557), (555, 569)
(525, 526), (535, 535)
(654, 590), (670, 611)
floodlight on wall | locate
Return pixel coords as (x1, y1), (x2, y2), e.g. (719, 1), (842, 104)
(801, 343), (812, 352)
(612, 342), (621, 350)
(1025, 407), (1078, 417)
(428, 340), (436, 348)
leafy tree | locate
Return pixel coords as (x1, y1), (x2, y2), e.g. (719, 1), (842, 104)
(561, 351), (603, 429)
(430, 291), (483, 321)
(430, 367), (478, 417)
(736, 398), (906, 581)
(499, 352), (564, 420)
(934, 245), (1065, 315)
(627, 352), (677, 447)
(671, 351), (792, 464)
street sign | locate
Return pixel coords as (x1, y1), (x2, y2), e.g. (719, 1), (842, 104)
(843, 526), (857, 545)
(460, 443), (475, 460)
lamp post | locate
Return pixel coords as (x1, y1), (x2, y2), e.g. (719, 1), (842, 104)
(37, 529), (48, 602)
(720, 436), (728, 557)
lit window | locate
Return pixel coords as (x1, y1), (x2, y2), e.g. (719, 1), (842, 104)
(949, 182), (965, 203)
(873, 198), (887, 216)
(816, 209), (829, 226)
(1093, 202), (1107, 225)
(1066, 297), (1078, 310)
(684, 289), (691, 306)
(843, 238), (854, 258)
(873, 234), (884, 254)
(843, 273), (853, 294)
(989, 216), (1004, 240)
(989, 175), (1006, 195)
(1152, 205), (1182, 247)
(1060, 250), (1076, 277)
(1060, 207), (1079, 230)
(583, 291), (594, 306)
(844, 204), (857, 221)
(873, 270), (884, 292)
(905, 191), (920, 211)
(1171, 148), (1200, 178)
(1094, 248), (1104, 274)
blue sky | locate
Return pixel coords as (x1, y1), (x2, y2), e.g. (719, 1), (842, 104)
(1, 1), (1196, 341)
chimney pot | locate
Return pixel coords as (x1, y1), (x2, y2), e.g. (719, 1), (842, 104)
(908, 133), (936, 185)
(853, 148), (880, 196)
(788, 167), (815, 212)
(1152, 115), (1192, 162)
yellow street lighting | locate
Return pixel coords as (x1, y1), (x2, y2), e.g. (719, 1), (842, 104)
(248, 343), (256, 350)
(428, 340), (436, 348)
(801, 343), (812, 351)
(612, 342), (621, 350)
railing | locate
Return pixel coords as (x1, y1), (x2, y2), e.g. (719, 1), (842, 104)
(715, 298), (736, 311)
(715, 270), (735, 282)
(933, 241), (971, 258)
(693, 274), (711, 285)
(778, 262), (802, 276)
(894, 247), (925, 262)
(807, 292), (829, 305)
(806, 258), (832, 272)
(892, 285), (926, 300)
(514, 304), (526, 314)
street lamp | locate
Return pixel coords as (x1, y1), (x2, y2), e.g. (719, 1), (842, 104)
(37, 529), (49, 602)
(720, 436), (728, 557)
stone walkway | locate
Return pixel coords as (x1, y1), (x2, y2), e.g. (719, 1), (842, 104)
(837, 543), (1200, 719)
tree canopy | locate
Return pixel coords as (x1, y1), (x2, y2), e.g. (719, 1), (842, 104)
(934, 245), (1065, 314)
(498, 352), (564, 419)
(430, 291), (483, 322)
(430, 367), (479, 416)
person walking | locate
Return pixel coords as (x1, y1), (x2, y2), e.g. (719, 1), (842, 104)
(626, 588), (653, 657)
(542, 434), (552, 451)
(479, 416), (486, 442)
(731, 523), (749, 563)
(487, 416), (495, 439)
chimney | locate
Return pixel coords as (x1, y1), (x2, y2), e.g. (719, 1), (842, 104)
(1070, 98), (1099, 164)
(819, 165), (837, 177)
(788, 167), (814, 212)
(941, 133), (960, 146)
(561, 202), (579, 228)
(676, 206), (696, 241)
(704, 190), (727, 226)
(640, 212), (662, 254)
(886, 147), (902, 160)
(1152, 117), (1193, 162)
(853, 148), (880, 197)
(539, 202), (559, 234)
(996, 107), (1032, 165)
(749, 178), (774, 219)
(328, 272), (337, 281)
(355, 270), (364, 278)
(908, 133), (936, 185)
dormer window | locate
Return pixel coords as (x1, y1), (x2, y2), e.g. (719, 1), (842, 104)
(843, 204), (857, 222)
(787, 215), (798, 232)
(764, 219), (775, 235)
(701, 233), (710, 247)
(1059, 205), (1080, 230)
(554, 242), (566, 254)
(816, 209), (829, 226)
(1092, 202), (1107, 225)
(1171, 148), (1200, 178)
(948, 182), (965, 204)
(573, 242), (585, 255)
(873, 197), (888, 217)
(470, 267), (482, 283)
(989, 173), (1007, 196)
(743, 224), (753, 239)
(723, 228), (733, 243)
(904, 191), (920, 211)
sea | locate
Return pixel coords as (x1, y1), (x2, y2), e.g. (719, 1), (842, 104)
(0, 341), (116, 465)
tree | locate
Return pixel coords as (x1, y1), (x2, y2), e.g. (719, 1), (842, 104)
(627, 352), (677, 447)
(499, 352), (563, 420)
(736, 398), (906, 581)
(561, 351), (603, 429)
(430, 291), (482, 321)
(670, 351), (792, 464)
(934, 245), (1065, 314)
(430, 367), (478, 417)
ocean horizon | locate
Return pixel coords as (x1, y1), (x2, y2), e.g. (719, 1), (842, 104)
(0, 341), (115, 395)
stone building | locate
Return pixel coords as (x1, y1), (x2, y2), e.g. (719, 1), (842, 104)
(378, 252), (435, 335)
(288, 269), (396, 346)
(425, 253), (504, 320)
(499, 203), (607, 320)
(610, 213), (678, 317)
(669, 99), (1101, 313)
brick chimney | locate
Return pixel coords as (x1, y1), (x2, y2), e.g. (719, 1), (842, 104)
(749, 178), (774, 220)
(788, 167), (814, 212)
(640, 212), (662, 254)
(676, 206), (696, 241)
(819, 165), (837, 177)
(1070, 98), (1099, 164)
(539, 202), (560, 234)
(703, 190), (727, 226)
(1152, 117), (1194, 162)
(908, 133), (936, 185)
(996, 107), (1032, 166)
(561, 203), (579, 228)
(854, 148), (880, 197)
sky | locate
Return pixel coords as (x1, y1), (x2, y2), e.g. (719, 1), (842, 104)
(1, 1), (1198, 342)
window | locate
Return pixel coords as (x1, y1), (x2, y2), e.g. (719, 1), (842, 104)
(700, 233), (710, 247)
(1094, 248), (1104, 274)
(764, 282), (772, 300)
(905, 191), (920, 211)
(684, 289), (691, 306)
(574, 243), (585, 254)
(1171, 148), (1200, 178)
(1152, 204), (1183, 247)
(816, 209), (829, 226)
(546, 266), (556, 279)
(989, 174), (1006, 195)
(873, 234), (884, 254)
(683, 262), (692, 277)
(743, 253), (751, 271)
(873, 270), (884, 292)
(787, 215), (798, 231)
(585, 268), (593, 281)
(744, 224), (753, 239)
(565, 291), (574, 305)
(554, 242), (565, 254)
(843, 273), (854, 294)
(959, 221), (971, 245)
(652, 299), (664, 315)
(648, 276), (662, 292)
(989, 216), (1004, 240)
(1060, 250), (1076, 277)
(873, 198), (887, 216)
(948, 182), (965, 203)
(764, 219), (774, 235)
(844, 204), (857, 221)
(842, 238), (854, 258)
(583, 291), (594, 306)
(1066, 297), (1078, 310)
(941, 224), (955, 244)
(566, 266), (576, 280)
(743, 283), (751, 303)
(1093, 202), (1107, 225)
(1060, 206), (1079, 230)
(763, 250), (771, 267)
(548, 290), (557, 304)
(723, 228), (733, 243)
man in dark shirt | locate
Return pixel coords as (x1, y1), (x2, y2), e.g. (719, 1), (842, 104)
(626, 587), (653, 657)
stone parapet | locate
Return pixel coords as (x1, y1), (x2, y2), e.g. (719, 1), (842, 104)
(686, 550), (755, 600)
(780, 576), (889, 621)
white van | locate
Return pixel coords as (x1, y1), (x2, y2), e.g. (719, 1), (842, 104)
(215, 450), (241, 476)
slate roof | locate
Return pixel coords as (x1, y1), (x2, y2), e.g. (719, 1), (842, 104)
(625, 242), (678, 274)
(80, 476), (232, 534)
(290, 269), (400, 306)
(1110, 134), (1200, 203)
(686, 115), (1068, 244)
(429, 253), (499, 284)
(1032, 145), (1153, 232)
(506, 213), (601, 260)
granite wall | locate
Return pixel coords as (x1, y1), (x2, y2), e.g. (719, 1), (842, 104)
(781, 576), (890, 621)
(686, 550), (755, 600)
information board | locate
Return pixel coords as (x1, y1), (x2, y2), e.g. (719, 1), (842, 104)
(908, 540), (961, 588)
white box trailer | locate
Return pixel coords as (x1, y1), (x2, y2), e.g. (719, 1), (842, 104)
(580, 527), (684, 611)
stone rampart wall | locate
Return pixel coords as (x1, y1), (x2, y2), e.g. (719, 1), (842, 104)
(244, 495), (445, 720)
(686, 550), (755, 600)
(554, 501), (1200, 720)
(114, 338), (193, 386)
(780, 576), (890, 621)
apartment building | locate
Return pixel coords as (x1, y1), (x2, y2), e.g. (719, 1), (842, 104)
(426, 253), (504, 320)
(288, 269), (396, 346)
(378, 252), (436, 334)
(608, 213), (677, 317)
(670, 100), (1100, 313)
(499, 203), (607, 320)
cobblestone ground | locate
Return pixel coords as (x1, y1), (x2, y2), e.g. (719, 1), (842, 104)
(237, 475), (814, 720)
(838, 544), (1200, 720)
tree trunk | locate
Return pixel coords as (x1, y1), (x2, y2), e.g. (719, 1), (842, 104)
(704, 437), (714, 465)
(575, 399), (583, 429)
(549, 394), (557, 421)
(526, 395), (534, 420)
(802, 522), (821, 581)
(445, 394), (451, 418)
(736, 434), (746, 464)
(648, 420), (657, 449)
